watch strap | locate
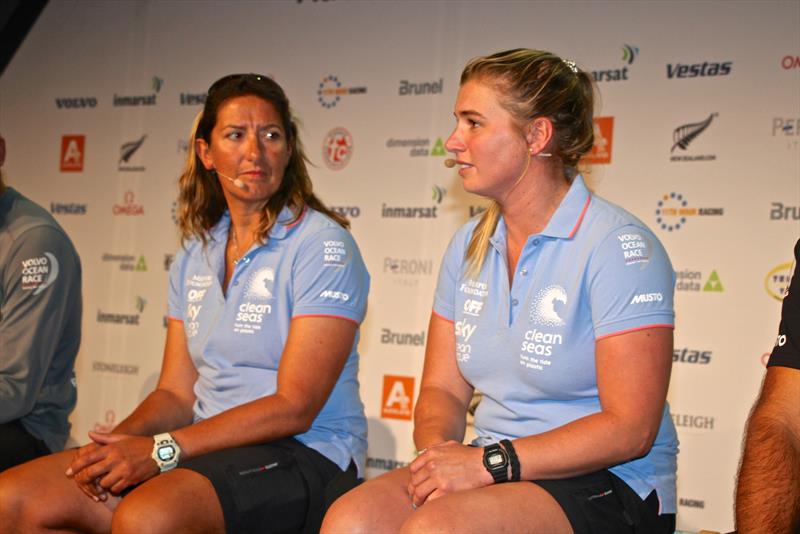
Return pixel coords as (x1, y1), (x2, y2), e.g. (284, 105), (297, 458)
(500, 439), (520, 482)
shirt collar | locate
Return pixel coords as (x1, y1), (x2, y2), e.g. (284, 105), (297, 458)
(489, 174), (592, 251)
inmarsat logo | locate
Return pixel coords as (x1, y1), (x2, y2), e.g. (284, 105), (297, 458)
(113, 76), (162, 106)
(590, 44), (639, 82)
(317, 75), (367, 109)
(432, 186), (447, 204)
(20, 253), (59, 294)
(621, 44), (639, 64)
(529, 285), (567, 327)
(119, 136), (147, 172)
(381, 188), (445, 219)
(671, 114), (717, 161)
(654, 192), (724, 231)
(322, 127), (353, 170)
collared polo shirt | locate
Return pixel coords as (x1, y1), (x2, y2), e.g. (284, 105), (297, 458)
(168, 207), (369, 475)
(434, 175), (678, 512)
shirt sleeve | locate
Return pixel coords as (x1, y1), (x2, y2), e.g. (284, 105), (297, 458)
(768, 239), (800, 369)
(433, 226), (470, 322)
(292, 226), (369, 324)
(0, 225), (81, 423)
(587, 224), (675, 339)
(167, 247), (187, 321)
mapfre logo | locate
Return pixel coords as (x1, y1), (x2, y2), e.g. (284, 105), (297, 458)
(583, 117), (614, 164)
(322, 127), (353, 170)
(381, 375), (414, 420)
(60, 135), (85, 172)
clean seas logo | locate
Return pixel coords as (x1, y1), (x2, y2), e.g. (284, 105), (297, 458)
(60, 135), (85, 172)
(654, 192), (723, 231)
(591, 44), (639, 82)
(666, 60), (732, 79)
(673, 348), (712, 364)
(322, 127), (353, 170)
(233, 267), (275, 335)
(671, 113), (717, 161)
(529, 285), (567, 327)
(20, 253), (59, 294)
(386, 136), (446, 158)
(398, 78), (443, 96)
(96, 295), (146, 325)
(113, 75), (162, 106)
(112, 191), (144, 215)
(765, 261), (794, 301)
(675, 268), (724, 292)
(381, 375), (414, 420)
(118, 135), (147, 172)
(317, 75), (367, 109)
(381, 187), (445, 219)
(584, 117), (614, 165)
(102, 253), (147, 272)
(51, 201), (87, 215)
(520, 286), (567, 370)
(55, 96), (97, 109)
(383, 256), (434, 287)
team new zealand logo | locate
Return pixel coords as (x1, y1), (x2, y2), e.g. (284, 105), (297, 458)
(529, 285), (567, 326)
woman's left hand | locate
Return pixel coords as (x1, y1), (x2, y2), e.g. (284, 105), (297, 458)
(407, 440), (492, 508)
(69, 432), (160, 495)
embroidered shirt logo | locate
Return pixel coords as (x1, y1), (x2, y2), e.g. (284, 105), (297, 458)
(21, 253), (59, 295)
(245, 267), (275, 299)
(529, 285), (567, 327)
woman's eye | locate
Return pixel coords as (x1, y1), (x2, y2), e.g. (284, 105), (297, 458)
(262, 130), (281, 141)
(226, 131), (242, 140)
(468, 119), (480, 128)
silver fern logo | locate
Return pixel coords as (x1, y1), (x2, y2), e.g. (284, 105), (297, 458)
(119, 135), (147, 171)
(670, 113), (718, 162)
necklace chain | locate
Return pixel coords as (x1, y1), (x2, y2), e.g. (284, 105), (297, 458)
(230, 226), (253, 265)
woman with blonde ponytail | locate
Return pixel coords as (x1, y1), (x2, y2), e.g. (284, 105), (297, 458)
(324, 49), (677, 534)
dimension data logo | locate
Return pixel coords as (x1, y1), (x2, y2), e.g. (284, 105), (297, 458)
(113, 76), (162, 106)
(398, 78), (443, 96)
(101, 253), (147, 272)
(666, 60), (732, 79)
(590, 44), (639, 82)
(765, 262), (794, 301)
(671, 113), (717, 161)
(655, 192), (723, 231)
(676, 268), (724, 292)
(317, 75), (367, 109)
(118, 135), (146, 172)
(322, 127), (353, 170)
(386, 137), (446, 158)
(55, 96), (97, 109)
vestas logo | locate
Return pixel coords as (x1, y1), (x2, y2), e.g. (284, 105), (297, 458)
(51, 202), (87, 215)
(432, 185), (447, 204)
(666, 61), (732, 79)
(673, 348), (711, 364)
(119, 135), (146, 171)
(621, 44), (639, 65)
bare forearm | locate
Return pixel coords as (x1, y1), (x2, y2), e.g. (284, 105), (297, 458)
(171, 392), (315, 459)
(514, 410), (659, 480)
(413, 386), (469, 449)
(112, 388), (195, 437)
(736, 412), (800, 533)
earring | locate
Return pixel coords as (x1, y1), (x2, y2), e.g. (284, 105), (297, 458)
(530, 147), (552, 158)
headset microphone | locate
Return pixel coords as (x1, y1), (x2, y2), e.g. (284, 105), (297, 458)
(444, 159), (457, 168)
(216, 170), (247, 190)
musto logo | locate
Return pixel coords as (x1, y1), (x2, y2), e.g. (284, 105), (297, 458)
(323, 127), (353, 170)
(21, 253), (59, 294)
(655, 192), (723, 231)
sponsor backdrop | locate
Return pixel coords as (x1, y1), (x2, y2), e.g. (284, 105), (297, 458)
(1, 1), (798, 531)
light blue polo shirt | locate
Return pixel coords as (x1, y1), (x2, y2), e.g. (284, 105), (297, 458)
(168, 206), (369, 475)
(434, 175), (678, 512)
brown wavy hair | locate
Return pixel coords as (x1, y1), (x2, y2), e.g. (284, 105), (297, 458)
(177, 74), (348, 246)
(461, 49), (596, 276)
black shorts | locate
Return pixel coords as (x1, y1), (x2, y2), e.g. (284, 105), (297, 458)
(534, 470), (675, 534)
(180, 438), (359, 534)
(0, 420), (51, 473)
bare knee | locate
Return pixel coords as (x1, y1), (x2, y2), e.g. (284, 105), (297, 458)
(112, 493), (168, 534)
(322, 490), (372, 534)
(399, 507), (452, 534)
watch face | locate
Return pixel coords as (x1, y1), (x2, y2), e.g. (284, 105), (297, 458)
(488, 453), (504, 467)
(158, 445), (176, 461)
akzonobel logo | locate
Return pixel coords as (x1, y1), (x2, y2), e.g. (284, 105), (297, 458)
(381, 375), (414, 420)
